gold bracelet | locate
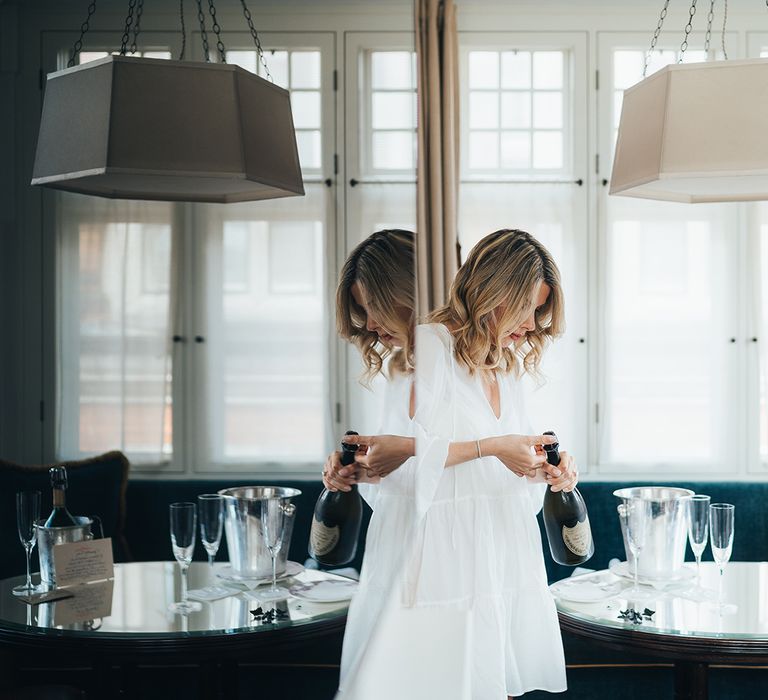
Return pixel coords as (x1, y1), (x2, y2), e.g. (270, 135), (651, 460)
(476, 439), (482, 458)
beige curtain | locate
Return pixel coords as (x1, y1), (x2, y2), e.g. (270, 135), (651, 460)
(415, 0), (460, 317)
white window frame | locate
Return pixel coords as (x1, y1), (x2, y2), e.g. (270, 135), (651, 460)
(595, 31), (756, 479)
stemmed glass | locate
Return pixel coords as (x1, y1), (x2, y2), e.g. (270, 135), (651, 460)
(254, 498), (294, 603)
(169, 502), (203, 614)
(12, 491), (44, 597)
(686, 494), (711, 583)
(197, 494), (224, 568)
(617, 498), (653, 601)
(709, 503), (736, 612)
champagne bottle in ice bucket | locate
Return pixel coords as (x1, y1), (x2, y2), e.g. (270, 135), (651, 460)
(542, 431), (594, 566)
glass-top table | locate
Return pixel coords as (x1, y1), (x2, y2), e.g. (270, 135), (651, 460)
(0, 562), (351, 694)
(551, 562), (768, 699)
(0, 561), (350, 637)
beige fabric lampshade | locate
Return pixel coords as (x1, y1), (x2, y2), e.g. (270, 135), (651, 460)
(31, 55), (305, 203)
(610, 58), (768, 203)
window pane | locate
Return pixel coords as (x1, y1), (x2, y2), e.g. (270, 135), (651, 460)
(469, 51), (499, 89)
(533, 51), (563, 89)
(78, 52), (108, 64)
(58, 196), (173, 461)
(603, 210), (736, 465)
(290, 51), (321, 89)
(759, 213), (768, 462)
(259, 50), (288, 88)
(533, 92), (563, 129)
(228, 50), (258, 74)
(291, 91), (321, 129)
(372, 92), (416, 129)
(212, 211), (325, 462)
(372, 51), (414, 89)
(500, 131), (530, 169)
(614, 50), (643, 90)
(469, 131), (499, 169)
(501, 92), (531, 128)
(469, 92), (499, 129)
(532, 130), (563, 169)
(372, 131), (414, 169)
(296, 130), (321, 170)
(501, 51), (531, 89)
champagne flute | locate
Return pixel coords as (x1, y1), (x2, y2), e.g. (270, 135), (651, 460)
(617, 497), (653, 601)
(169, 502), (203, 614)
(709, 503), (735, 612)
(197, 494), (224, 567)
(255, 498), (294, 603)
(686, 494), (711, 584)
(12, 491), (44, 597)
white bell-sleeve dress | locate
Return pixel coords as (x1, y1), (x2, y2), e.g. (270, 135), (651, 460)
(339, 323), (567, 699)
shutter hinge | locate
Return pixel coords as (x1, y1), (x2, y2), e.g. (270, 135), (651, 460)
(595, 69), (599, 91)
(595, 402), (600, 424)
(333, 69), (338, 92)
(335, 402), (341, 423)
(595, 153), (600, 175)
(39, 400), (45, 422)
(334, 154), (339, 175)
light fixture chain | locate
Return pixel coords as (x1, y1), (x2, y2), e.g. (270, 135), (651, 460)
(644, 0), (670, 77)
(178, 0), (187, 61)
(129, 0), (145, 55)
(721, 0), (729, 59)
(704, 0), (715, 53)
(239, 0), (273, 82)
(207, 0), (227, 63)
(67, 0), (97, 68)
(195, 0), (211, 62)
(679, 0), (698, 62)
(120, 0), (138, 56)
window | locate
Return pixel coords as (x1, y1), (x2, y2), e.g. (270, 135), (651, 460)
(54, 34), (336, 471)
(597, 36), (740, 474)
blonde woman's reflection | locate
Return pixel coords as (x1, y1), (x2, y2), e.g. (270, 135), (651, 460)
(319, 230), (417, 689)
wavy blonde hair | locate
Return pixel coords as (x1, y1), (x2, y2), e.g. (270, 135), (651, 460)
(429, 229), (565, 377)
(336, 229), (415, 382)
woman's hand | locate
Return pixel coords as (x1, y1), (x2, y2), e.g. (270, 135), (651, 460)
(527, 450), (579, 492)
(482, 434), (558, 478)
(321, 451), (382, 492)
(340, 434), (415, 479)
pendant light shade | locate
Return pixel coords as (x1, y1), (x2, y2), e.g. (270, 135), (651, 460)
(610, 58), (768, 203)
(31, 55), (305, 203)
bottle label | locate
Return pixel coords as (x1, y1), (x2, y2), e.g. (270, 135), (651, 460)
(562, 516), (592, 556)
(310, 516), (340, 556)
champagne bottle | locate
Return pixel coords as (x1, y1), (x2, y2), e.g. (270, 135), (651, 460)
(44, 466), (78, 528)
(541, 431), (594, 566)
(308, 431), (363, 566)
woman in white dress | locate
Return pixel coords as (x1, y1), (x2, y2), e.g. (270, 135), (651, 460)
(340, 229), (578, 700)
(318, 229), (418, 690)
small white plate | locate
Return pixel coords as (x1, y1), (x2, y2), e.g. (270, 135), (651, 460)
(609, 560), (695, 585)
(550, 577), (623, 603)
(289, 579), (358, 603)
(216, 560), (304, 585)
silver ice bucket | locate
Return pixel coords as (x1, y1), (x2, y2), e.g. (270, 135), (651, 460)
(219, 486), (301, 579)
(36, 516), (96, 586)
(614, 486), (694, 579)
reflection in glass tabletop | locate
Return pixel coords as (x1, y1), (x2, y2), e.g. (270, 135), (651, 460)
(0, 562), (352, 638)
(552, 561), (768, 641)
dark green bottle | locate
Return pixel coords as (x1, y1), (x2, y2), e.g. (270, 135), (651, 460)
(44, 466), (78, 528)
(542, 431), (594, 566)
(308, 431), (363, 566)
